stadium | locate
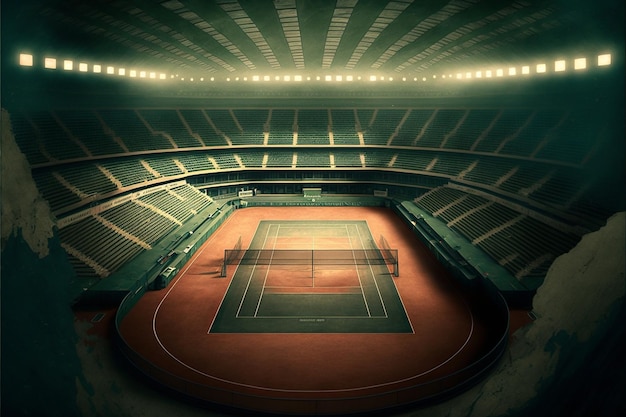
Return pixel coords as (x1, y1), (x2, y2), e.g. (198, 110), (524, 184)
(1, 0), (624, 416)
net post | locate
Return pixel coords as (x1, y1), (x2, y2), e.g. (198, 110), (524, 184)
(221, 250), (227, 277)
(394, 255), (399, 277)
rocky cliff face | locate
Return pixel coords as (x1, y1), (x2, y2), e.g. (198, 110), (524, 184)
(425, 211), (625, 417)
(1, 108), (86, 417)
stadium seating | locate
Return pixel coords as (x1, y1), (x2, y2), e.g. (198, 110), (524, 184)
(414, 186), (581, 280)
(8, 106), (612, 283)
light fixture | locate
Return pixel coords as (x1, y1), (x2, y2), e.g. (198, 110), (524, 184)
(574, 58), (587, 70)
(19, 53), (34, 66)
(597, 53), (611, 66)
(45, 57), (57, 69)
(554, 60), (566, 72)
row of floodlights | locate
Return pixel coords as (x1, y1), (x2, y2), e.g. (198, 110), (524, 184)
(18, 52), (612, 83)
(18, 54), (168, 79)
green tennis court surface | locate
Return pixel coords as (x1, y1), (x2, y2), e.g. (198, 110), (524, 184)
(210, 220), (412, 333)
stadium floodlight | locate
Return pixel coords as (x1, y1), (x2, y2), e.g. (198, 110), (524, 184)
(456, 73), (463, 79)
(325, 75), (332, 81)
(140, 71), (147, 78)
(20, 53), (34, 66)
(107, 66), (115, 74)
(598, 53), (611, 66)
(63, 60), (73, 71)
(79, 62), (88, 72)
(264, 75), (270, 81)
(555, 60), (566, 72)
(496, 69), (503, 77)
(521, 66), (530, 74)
(283, 75), (290, 81)
(159, 73), (166, 80)
(45, 57), (57, 69)
(130, 70), (137, 78)
(252, 75), (260, 81)
(294, 75), (302, 81)
(369, 75), (377, 81)
(485, 70), (492, 78)
(475, 71), (482, 78)
(536, 63), (546, 73)
(465, 72), (472, 79)
(118, 68), (126, 76)
(574, 58), (587, 70)
(93, 64), (102, 73)
(149, 72), (156, 79)
(346, 75), (353, 81)
(508, 67), (516, 76)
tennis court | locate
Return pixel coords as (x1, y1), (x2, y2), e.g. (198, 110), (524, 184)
(210, 220), (412, 333)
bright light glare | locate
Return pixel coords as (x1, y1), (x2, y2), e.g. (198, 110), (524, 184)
(63, 60), (73, 71)
(20, 53), (33, 66)
(456, 73), (463, 79)
(149, 72), (156, 79)
(465, 72), (471, 79)
(79, 62), (88, 72)
(536, 63), (546, 73)
(555, 60), (566, 72)
(118, 68), (126, 76)
(485, 70), (492, 78)
(294, 75), (302, 82)
(508, 67), (516, 76)
(346, 75), (353, 81)
(45, 58), (57, 69)
(130, 70), (137, 78)
(107, 66), (115, 74)
(159, 73), (166, 80)
(574, 58), (587, 70)
(598, 53), (611, 66)
(475, 71), (482, 78)
(93, 64), (102, 73)
(521, 66), (530, 74)
(283, 75), (290, 81)
(253, 75), (260, 81)
(325, 75), (332, 81)
(369, 75), (377, 81)
(336, 75), (343, 82)
(496, 69), (503, 77)
(140, 71), (146, 78)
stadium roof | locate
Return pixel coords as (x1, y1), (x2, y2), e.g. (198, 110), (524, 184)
(3, 0), (623, 81)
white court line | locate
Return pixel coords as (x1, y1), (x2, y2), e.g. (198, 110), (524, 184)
(365, 220), (415, 333)
(234, 223), (274, 318)
(347, 224), (372, 317)
(252, 224), (280, 317)
(354, 223), (388, 318)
